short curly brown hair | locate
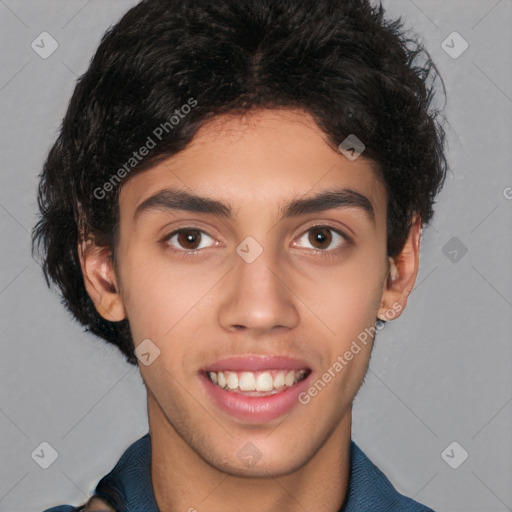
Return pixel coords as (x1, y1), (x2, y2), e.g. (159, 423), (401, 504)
(32, 0), (448, 365)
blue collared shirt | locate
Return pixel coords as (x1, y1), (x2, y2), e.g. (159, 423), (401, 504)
(43, 433), (434, 511)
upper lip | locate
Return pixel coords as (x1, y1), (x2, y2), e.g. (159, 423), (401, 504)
(201, 355), (311, 372)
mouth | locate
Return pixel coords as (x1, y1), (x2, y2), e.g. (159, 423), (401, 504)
(205, 368), (310, 396)
(199, 356), (313, 423)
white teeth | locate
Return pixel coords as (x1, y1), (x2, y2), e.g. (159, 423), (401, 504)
(273, 371), (285, 389)
(255, 372), (273, 392)
(226, 372), (238, 390)
(239, 372), (256, 391)
(207, 369), (307, 393)
(285, 370), (295, 387)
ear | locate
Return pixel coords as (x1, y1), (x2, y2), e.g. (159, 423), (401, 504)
(78, 239), (126, 322)
(377, 213), (422, 321)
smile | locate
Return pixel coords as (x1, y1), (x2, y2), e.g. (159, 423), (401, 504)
(207, 369), (309, 395)
(200, 356), (313, 423)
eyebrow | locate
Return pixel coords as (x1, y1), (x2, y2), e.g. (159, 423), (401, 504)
(134, 187), (375, 224)
(281, 188), (375, 223)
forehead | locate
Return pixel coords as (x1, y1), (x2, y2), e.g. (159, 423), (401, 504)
(119, 109), (386, 220)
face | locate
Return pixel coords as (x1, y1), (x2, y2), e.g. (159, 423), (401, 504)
(82, 108), (417, 477)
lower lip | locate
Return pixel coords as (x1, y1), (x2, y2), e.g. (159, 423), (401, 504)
(199, 372), (312, 423)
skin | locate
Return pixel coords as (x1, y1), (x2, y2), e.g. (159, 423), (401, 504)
(84, 496), (115, 511)
(80, 108), (421, 512)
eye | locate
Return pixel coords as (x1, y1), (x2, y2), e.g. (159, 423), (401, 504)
(165, 228), (216, 251)
(294, 225), (348, 251)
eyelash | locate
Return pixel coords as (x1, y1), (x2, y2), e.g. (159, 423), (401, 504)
(161, 225), (352, 259)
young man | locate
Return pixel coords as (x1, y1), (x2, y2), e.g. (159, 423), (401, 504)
(33, 0), (447, 510)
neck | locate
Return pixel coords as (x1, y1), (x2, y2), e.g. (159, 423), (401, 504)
(148, 393), (352, 512)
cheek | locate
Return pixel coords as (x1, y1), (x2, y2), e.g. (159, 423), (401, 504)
(295, 250), (386, 339)
(118, 251), (219, 345)
(300, 261), (384, 408)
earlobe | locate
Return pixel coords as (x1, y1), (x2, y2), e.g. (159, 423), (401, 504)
(377, 214), (422, 321)
(78, 240), (126, 322)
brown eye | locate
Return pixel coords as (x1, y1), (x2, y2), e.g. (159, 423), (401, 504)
(294, 225), (348, 252)
(308, 227), (332, 249)
(166, 228), (215, 251)
(177, 229), (202, 249)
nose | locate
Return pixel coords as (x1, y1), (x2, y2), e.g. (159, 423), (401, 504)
(217, 242), (300, 335)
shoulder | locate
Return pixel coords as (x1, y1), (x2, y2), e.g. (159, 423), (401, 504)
(42, 495), (115, 512)
(40, 434), (152, 512)
(41, 507), (77, 512)
(346, 441), (435, 511)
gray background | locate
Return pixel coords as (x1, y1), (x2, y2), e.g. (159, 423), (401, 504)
(1, 1), (511, 511)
